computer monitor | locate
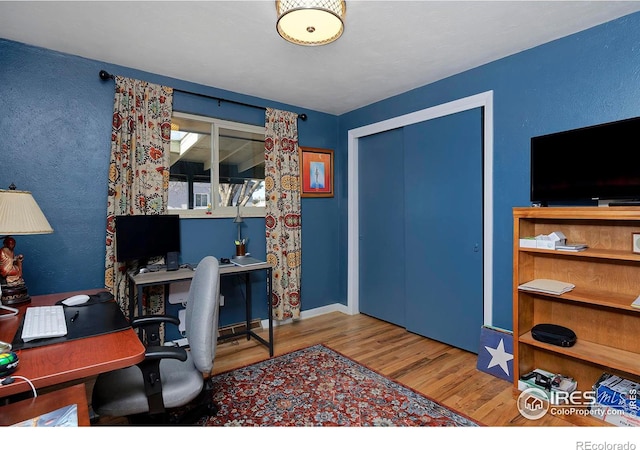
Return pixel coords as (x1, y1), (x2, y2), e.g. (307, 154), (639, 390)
(115, 214), (181, 265)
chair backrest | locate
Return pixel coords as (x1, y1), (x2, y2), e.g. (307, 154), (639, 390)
(184, 256), (220, 374)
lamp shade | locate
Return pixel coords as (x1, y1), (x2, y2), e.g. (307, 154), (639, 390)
(0, 189), (53, 235)
(276, 0), (346, 46)
(233, 202), (244, 223)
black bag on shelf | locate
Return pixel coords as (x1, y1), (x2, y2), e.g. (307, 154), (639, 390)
(531, 323), (577, 347)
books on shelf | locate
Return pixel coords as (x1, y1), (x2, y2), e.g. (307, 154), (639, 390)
(555, 243), (588, 252)
(518, 279), (575, 295)
(518, 235), (589, 252)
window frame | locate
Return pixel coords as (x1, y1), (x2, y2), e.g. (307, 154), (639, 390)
(169, 112), (266, 219)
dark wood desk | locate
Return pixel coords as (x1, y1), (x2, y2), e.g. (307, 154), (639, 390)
(129, 262), (274, 356)
(0, 383), (90, 426)
(0, 289), (145, 398)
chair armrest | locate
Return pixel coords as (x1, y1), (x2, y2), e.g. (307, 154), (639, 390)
(143, 345), (188, 362)
(131, 314), (181, 328)
(131, 315), (181, 347)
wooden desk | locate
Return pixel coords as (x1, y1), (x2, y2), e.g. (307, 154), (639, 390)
(0, 383), (90, 426)
(129, 262), (274, 356)
(0, 289), (145, 398)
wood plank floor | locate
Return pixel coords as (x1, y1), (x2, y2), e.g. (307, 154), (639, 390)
(214, 311), (604, 427)
(97, 311), (610, 427)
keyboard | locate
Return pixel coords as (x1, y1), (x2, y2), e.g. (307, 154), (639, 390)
(21, 305), (68, 342)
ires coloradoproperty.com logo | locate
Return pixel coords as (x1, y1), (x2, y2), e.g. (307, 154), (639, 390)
(516, 387), (635, 420)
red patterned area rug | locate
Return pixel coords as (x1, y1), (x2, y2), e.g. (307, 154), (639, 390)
(201, 344), (481, 427)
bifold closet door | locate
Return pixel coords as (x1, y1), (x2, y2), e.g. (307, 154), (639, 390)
(358, 128), (406, 327)
(403, 108), (484, 353)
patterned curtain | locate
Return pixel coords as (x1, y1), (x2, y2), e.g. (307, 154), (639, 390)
(104, 76), (173, 318)
(264, 108), (302, 320)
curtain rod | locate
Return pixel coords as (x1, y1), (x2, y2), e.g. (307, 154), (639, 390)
(98, 70), (307, 121)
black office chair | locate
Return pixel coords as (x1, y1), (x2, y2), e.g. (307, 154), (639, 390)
(91, 256), (221, 425)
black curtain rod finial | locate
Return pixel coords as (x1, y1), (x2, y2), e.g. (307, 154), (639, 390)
(99, 70), (114, 81)
(298, 113), (307, 121)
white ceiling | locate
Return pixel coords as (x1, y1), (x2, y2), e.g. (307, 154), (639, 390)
(2, 1), (640, 115)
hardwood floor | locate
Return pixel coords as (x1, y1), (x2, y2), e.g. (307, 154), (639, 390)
(96, 311), (609, 427)
(214, 311), (598, 427)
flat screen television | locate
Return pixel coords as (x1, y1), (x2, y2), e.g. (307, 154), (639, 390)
(530, 116), (640, 205)
(115, 214), (181, 264)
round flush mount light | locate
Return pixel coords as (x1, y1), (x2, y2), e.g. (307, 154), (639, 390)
(276, 0), (346, 46)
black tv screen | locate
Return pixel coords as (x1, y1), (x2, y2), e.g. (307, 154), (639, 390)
(530, 116), (640, 205)
(115, 215), (181, 263)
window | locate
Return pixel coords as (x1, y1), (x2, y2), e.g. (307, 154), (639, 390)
(169, 112), (266, 218)
(194, 192), (209, 209)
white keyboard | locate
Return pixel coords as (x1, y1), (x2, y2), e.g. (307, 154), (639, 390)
(21, 305), (68, 342)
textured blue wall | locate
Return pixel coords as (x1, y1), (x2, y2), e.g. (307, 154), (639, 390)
(2, 11), (640, 333)
(0, 39), (339, 328)
(339, 12), (640, 330)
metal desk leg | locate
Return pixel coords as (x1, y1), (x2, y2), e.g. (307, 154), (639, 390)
(244, 273), (251, 341)
(217, 266), (273, 357)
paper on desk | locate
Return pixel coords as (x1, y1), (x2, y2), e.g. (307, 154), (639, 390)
(518, 279), (575, 295)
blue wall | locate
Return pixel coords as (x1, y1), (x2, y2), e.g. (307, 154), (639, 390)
(0, 38), (339, 328)
(2, 11), (640, 333)
(339, 12), (640, 330)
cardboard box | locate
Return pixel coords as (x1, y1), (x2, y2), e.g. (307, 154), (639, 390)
(518, 368), (577, 405)
(533, 231), (567, 249)
(593, 373), (640, 417)
(519, 238), (537, 249)
(518, 368), (555, 391)
(590, 402), (640, 427)
(536, 238), (556, 250)
(548, 231), (567, 245)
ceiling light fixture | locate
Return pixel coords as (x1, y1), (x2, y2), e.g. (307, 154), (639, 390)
(276, 0), (346, 46)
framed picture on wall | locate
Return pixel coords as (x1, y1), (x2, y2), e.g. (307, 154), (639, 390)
(299, 147), (334, 198)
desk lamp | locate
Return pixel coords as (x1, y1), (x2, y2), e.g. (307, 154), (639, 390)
(0, 184), (53, 306)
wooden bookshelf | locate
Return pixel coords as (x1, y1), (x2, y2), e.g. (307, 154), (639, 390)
(513, 206), (640, 424)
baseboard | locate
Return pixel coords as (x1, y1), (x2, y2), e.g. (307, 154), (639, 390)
(218, 319), (262, 338)
(260, 302), (351, 329)
(165, 303), (350, 347)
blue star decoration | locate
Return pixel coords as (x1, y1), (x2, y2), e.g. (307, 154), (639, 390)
(476, 326), (514, 382)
